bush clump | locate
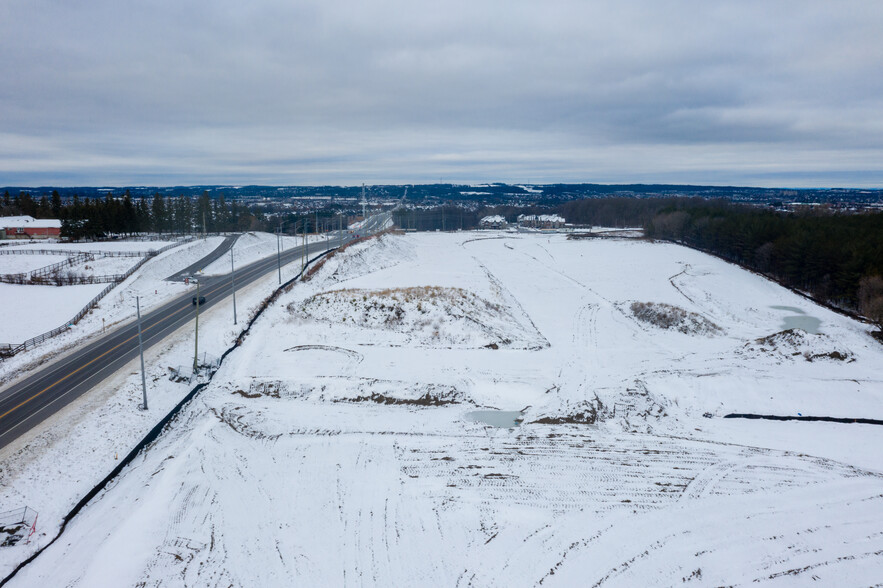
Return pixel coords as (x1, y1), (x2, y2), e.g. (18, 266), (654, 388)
(630, 302), (722, 336)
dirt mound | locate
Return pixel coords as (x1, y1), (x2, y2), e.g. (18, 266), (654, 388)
(530, 397), (605, 425)
(347, 390), (460, 406)
(330, 380), (467, 405)
(293, 286), (545, 348)
(740, 329), (853, 363)
(629, 302), (723, 336)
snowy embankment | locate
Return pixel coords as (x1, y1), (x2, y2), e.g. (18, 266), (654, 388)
(0, 233), (325, 577)
(4, 232), (883, 586)
(200, 232), (325, 276)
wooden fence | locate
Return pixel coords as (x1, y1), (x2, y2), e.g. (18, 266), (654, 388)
(0, 239), (191, 357)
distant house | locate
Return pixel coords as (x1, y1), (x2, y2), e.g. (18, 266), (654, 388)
(517, 214), (565, 229)
(479, 215), (507, 229)
(0, 215), (62, 239)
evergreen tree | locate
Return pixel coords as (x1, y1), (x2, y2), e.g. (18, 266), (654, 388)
(122, 190), (137, 234)
(51, 190), (62, 217)
(151, 193), (166, 233)
(18, 192), (36, 216)
(37, 195), (52, 218)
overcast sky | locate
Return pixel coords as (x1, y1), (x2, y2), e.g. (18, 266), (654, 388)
(2, 0), (882, 187)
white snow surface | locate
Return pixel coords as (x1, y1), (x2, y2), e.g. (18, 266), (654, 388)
(12, 240), (174, 253)
(4, 232), (883, 586)
(0, 235), (322, 574)
(68, 255), (140, 277)
(0, 254), (68, 276)
(0, 283), (106, 342)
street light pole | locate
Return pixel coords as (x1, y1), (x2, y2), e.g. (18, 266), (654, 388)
(136, 296), (147, 410)
(230, 246), (237, 325)
(276, 228), (282, 284)
(193, 279), (200, 373)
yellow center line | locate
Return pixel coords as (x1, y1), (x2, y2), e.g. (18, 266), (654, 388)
(0, 303), (192, 421)
(0, 246), (310, 423)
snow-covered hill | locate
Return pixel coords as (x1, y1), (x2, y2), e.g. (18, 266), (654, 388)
(6, 232), (883, 586)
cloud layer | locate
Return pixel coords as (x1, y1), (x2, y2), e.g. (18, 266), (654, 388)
(2, 0), (883, 187)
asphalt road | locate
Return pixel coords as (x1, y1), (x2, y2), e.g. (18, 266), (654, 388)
(166, 234), (240, 282)
(0, 218), (390, 450)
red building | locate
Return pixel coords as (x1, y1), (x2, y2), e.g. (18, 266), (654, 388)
(1, 216), (62, 239)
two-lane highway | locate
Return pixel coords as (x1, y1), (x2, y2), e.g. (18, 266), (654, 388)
(0, 231), (353, 450)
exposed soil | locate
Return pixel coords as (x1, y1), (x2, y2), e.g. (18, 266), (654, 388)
(231, 389), (261, 399)
(347, 392), (460, 406)
(629, 301), (722, 336)
(744, 329), (853, 363)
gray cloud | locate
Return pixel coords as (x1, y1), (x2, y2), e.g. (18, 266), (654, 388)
(2, 0), (883, 186)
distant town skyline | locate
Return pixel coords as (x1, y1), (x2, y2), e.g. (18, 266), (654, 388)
(3, 1), (883, 188)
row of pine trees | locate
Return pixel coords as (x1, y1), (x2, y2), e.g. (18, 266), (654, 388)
(2, 190), (264, 240)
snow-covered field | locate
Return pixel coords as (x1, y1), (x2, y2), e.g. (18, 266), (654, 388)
(0, 283), (107, 342)
(0, 254), (68, 275)
(10, 240), (175, 254)
(4, 232), (883, 586)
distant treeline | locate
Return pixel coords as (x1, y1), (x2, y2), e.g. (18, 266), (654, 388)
(1, 189), (265, 239)
(560, 197), (883, 317)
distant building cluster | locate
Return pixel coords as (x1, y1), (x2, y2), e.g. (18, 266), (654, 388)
(479, 215), (507, 229)
(478, 213), (568, 230)
(0, 215), (62, 239)
(517, 214), (565, 229)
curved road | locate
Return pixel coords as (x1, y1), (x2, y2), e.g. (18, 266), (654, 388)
(0, 213), (389, 450)
(166, 234), (240, 282)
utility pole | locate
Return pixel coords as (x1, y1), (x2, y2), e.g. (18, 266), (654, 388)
(230, 246), (237, 325)
(136, 296), (147, 410)
(301, 220), (306, 274)
(192, 279), (200, 374)
(361, 184), (367, 221)
(276, 228), (282, 284)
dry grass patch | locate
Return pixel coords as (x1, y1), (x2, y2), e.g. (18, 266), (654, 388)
(630, 301), (723, 336)
(292, 286), (544, 348)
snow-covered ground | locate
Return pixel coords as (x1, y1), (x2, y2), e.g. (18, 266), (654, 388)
(68, 255), (140, 277)
(0, 283), (107, 342)
(0, 238), (223, 384)
(0, 254), (68, 275)
(0, 236), (321, 575)
(200, 232), (326, 276)
(11, 241), (175, 254)
(3, 232), (883, 586)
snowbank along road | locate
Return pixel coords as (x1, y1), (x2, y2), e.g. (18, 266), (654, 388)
(0, 232), (351, 450)
(5, 230), (883, 586)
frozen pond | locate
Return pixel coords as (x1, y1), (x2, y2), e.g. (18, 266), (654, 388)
(466, 410), (523, 428)
(770, 305), (821, 334)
